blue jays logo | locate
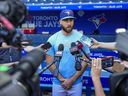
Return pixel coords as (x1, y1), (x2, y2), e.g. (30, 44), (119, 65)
(65, 11), (70, 16)
(88, 13), (107, 29)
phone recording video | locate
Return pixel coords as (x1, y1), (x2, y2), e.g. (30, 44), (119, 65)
(80, 35), (93, 47)
(102, 56), (114, 69)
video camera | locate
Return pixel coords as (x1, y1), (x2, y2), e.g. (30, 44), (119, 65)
(0, 0), (49, 96)
(0, 0), (27, 48)
(0, 48), (45, 96)
(109, 28), (128, 96)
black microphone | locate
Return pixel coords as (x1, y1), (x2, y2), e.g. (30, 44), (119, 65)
(70, 42), (82, 71)
(54, 44), (64, 75)
(70, 42), (80, 55)
(39, 44), (64, 74)
(41, 42), (52, 51)
(12, 48), (45, 81)
(55, 44), (64, 61)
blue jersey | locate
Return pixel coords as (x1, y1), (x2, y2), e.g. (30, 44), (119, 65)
(47, 30), (90, 85)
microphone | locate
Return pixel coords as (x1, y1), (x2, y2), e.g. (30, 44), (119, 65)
(70, 42), (82, 71)
(12, 48), (45, 81)
(39, 44), (64, 74)
(12, 42), (52, 80)
(70, 42), (80, 55)
(54, 44), (64, 62)
(41, 42), (52, 52)
(54, 44), (64, 75)
(76, 41), (91, 61)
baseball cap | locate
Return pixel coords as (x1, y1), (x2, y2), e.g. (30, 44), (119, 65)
(60, 9), (75, 20)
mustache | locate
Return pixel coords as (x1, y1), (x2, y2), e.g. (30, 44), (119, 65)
(67, 25), (72, 28)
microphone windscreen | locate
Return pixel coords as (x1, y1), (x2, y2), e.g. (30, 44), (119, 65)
(58, 44), (64, 51)
(76, 41), (83, 49)
(41, 42), (52, 50)
(71, 42), (76, 47)
(70, 42), (80, 55)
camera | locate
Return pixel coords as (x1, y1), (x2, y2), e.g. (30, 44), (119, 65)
(109, 28), (128, 96)
(0, 0), (27, 27)
(0, 48), (46, 96)
(0, 0), (46, 96)
(0, 0), (27, 47)
(110, 70), (128, 96)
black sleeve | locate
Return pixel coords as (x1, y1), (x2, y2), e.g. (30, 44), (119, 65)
(0, 38), (4, 47)
(0, 42), (2, 47)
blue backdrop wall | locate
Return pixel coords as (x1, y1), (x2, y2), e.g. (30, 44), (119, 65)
(26, 10), (128, 35)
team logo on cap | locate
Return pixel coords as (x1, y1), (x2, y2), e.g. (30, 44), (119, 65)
(65, 11), (71, 16)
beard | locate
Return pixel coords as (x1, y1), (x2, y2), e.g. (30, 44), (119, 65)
(61, 25), (73, 33)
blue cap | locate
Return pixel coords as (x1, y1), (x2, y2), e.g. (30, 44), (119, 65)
(60, 10), (75, 20)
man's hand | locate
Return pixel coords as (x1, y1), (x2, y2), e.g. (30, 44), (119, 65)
(61, 79), (74, 90)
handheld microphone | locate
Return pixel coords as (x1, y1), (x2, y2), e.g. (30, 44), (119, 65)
(41, 42), (52, 52)
(54, 44), (64, 75)
(70, 42), (82, 71)
(55, 44), (64, 62)
(70, 42), (80, 55)
(76, 41), (91, 61)
(39, 44), (64, 74)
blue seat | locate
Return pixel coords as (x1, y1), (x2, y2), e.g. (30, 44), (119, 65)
(30, 0), (39, 3)
(122, 0), (128, 2)
(38, 0), (47, 3)
(38, 0), (62, 4)
(90, 0), (101, 3)
(100, 0), (111, 2)
(82, 0), (94, 3)
(111, 0), (121, 2)
(21, 0), (30, 3)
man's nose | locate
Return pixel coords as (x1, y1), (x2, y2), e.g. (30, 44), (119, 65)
(67, 21), (72, 26)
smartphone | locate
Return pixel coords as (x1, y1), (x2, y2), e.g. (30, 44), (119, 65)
(80, 35), (93, 47)
(102, 56), (114, 68)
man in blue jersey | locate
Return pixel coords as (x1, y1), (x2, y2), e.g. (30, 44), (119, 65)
(46, 9), (90, 96)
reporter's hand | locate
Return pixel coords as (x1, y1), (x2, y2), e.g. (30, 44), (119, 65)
(1, 42), (12, 48)
(90, 38), (100, 49)
(91, 58), (102, 79)
(91, 58), (106, 96)
(23, 46), (35, 52)
(121, 61), (128, 68)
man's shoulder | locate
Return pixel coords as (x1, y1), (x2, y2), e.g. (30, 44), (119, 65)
(72, 30), (83, 37)
(48, 31), (61, 41)
(51, 31), (61, 37)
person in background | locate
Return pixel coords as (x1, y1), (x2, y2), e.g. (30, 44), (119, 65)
(0, 26), (39, 64)
(46, 9), (90, 96)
